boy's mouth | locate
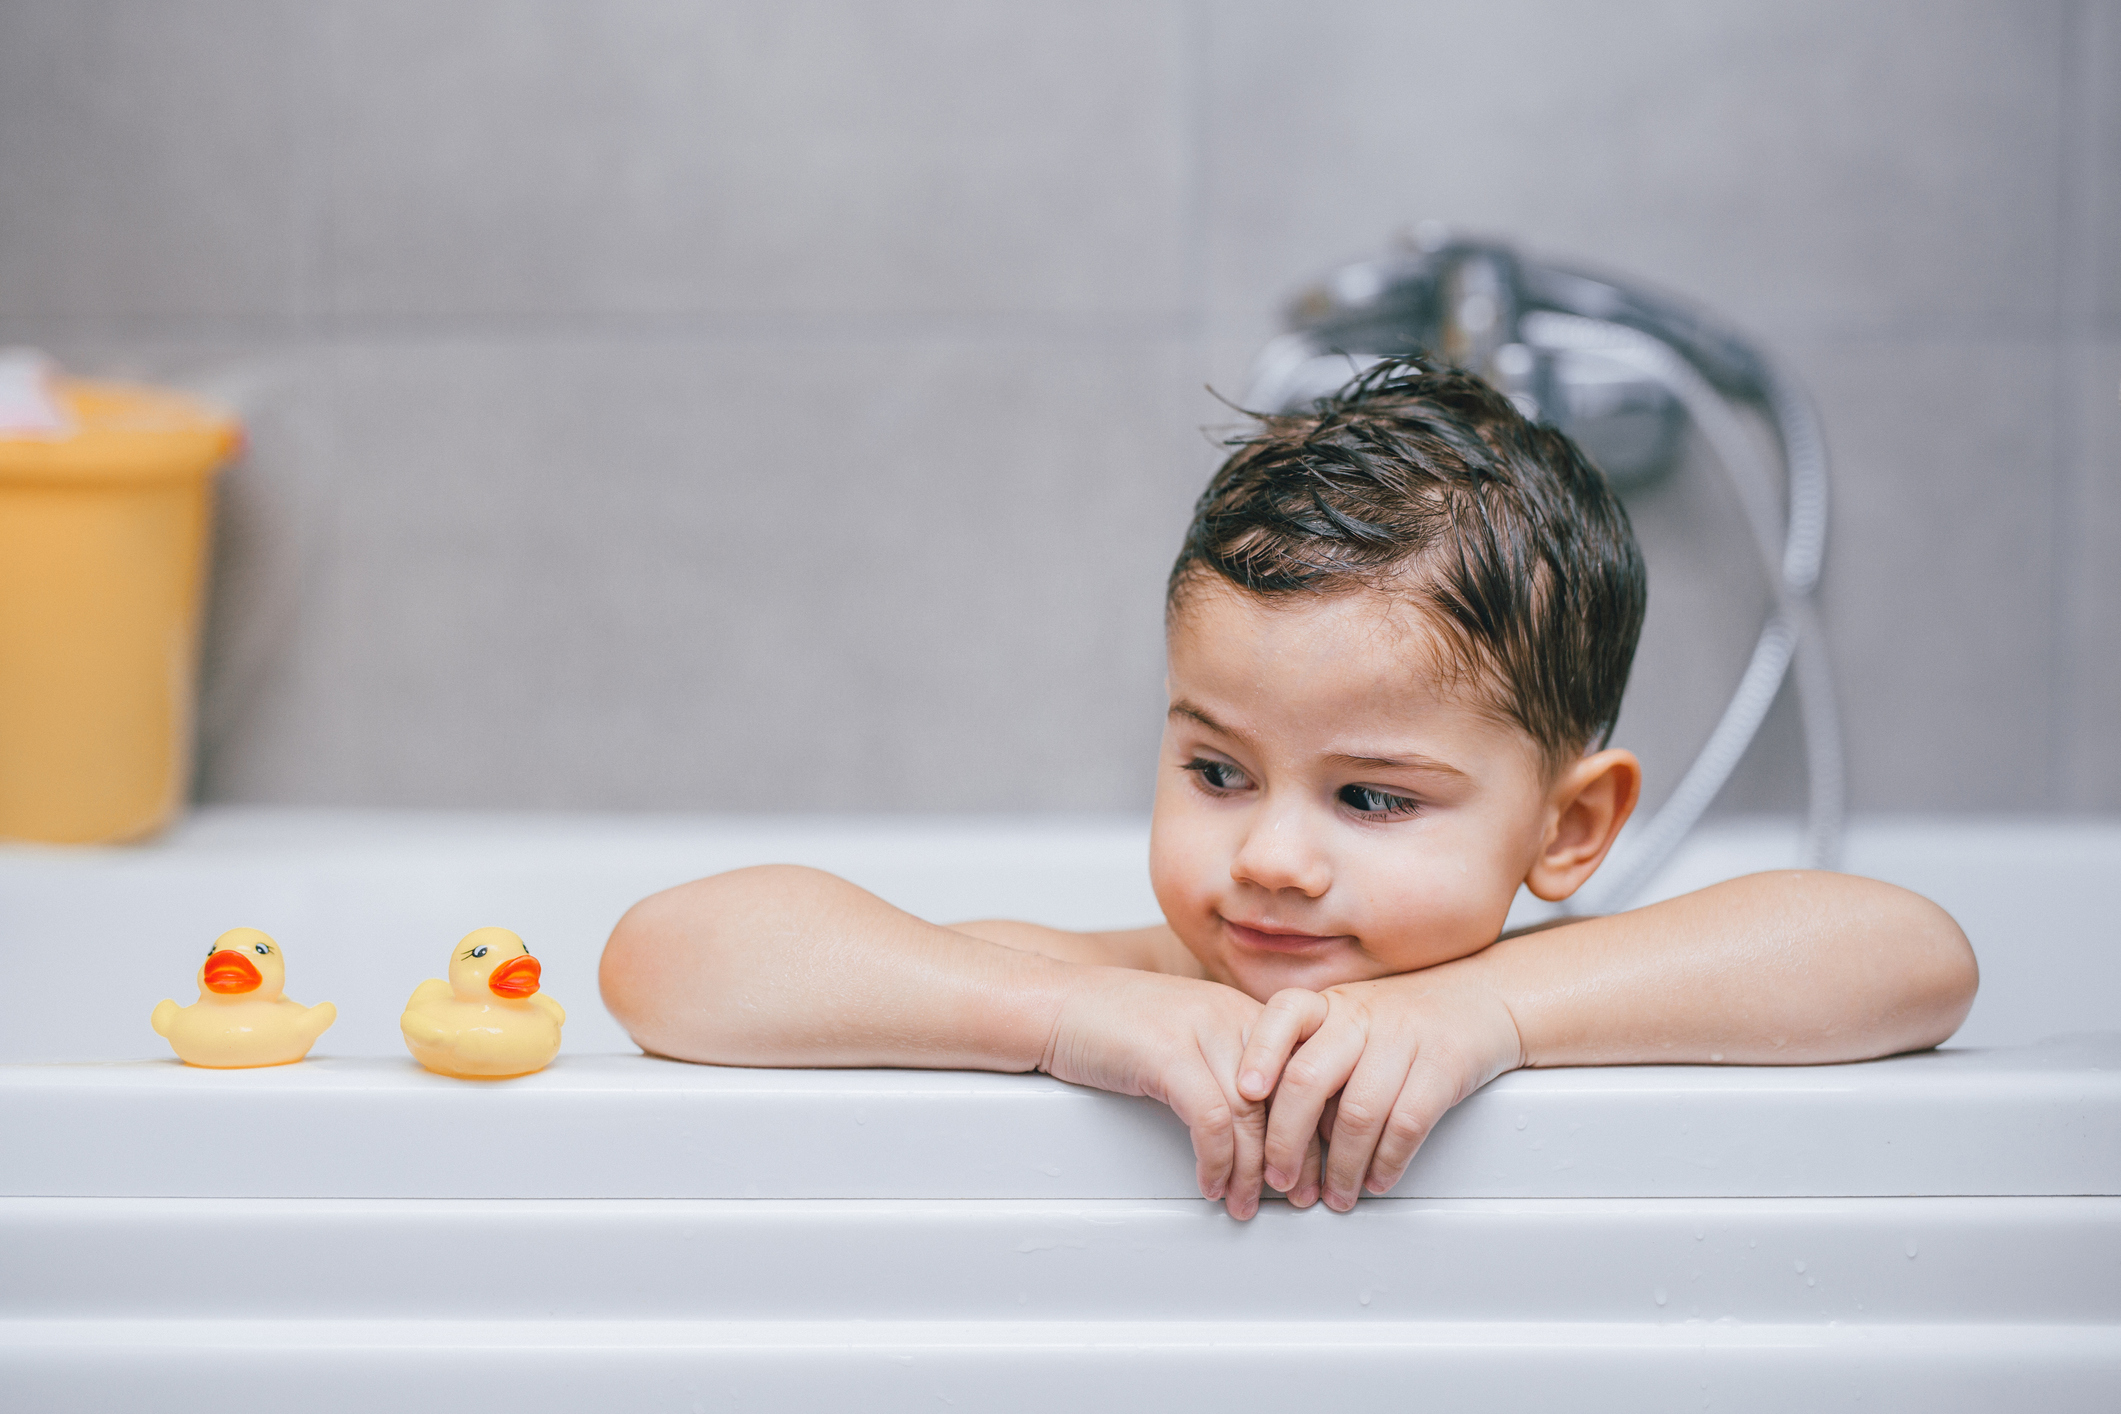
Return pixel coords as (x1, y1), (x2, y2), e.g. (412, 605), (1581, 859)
(1221, 918), (1350, 955)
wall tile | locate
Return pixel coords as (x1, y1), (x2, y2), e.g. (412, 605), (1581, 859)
(1202, 0), (2066, 344)
(2061, 339), (2121, 803)
(0, 0), (316, 323)
(209, 336), (1203, 809)
(1793, 336), (2060, 809)
(2085, 0), (2121, 327)
(322, 0), (1192, 320)
(1610, 327), (2070, 820)
(4, 3), (2101, 815)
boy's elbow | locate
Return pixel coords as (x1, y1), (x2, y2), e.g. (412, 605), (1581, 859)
(599, 887), (692, 1058)
(599, 894), (671, 1051)
(599, 864), (818, 1061)
(1871, 880), (1979, 1051)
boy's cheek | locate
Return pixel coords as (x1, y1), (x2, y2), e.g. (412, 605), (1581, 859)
(1147, 800), (1215, 909)
(1147, 821), (1231, 967)
(1354, 872), (1514, 973)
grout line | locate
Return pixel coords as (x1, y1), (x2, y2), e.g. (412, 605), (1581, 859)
(1178, 0), (1211, 358)
(0, 313), (2077, 351)
(0, 312), (1213, 348)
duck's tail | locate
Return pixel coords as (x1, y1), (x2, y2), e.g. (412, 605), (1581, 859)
(150, 999), (177, 1037)
(399, 1009), (447, 1047)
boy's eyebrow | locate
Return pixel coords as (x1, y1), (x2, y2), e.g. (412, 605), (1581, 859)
(1169, 701), (1240, 738)
(1172, 701), (1470, 779)
(1324, 750), (1470, 780)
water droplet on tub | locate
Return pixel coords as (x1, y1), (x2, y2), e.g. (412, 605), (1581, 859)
(1360, 1291), (1372, 1306)
(1805, 1275), (1815, 1287)
(1793, 1260), (1806, 1274)
(1748, 1238), (1757, 1249)
(1905, 1240), (1918, 1259)
(1694, 1228), (1705, 1242)
(1515, 1115), (1528, 1130)
(1654, 1287), (1668, 1306)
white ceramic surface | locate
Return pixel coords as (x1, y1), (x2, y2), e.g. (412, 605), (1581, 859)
(2, 809), (2116, 1062)
(6, 1041), (2116, 1202)
(3, 810), (2116, 1411)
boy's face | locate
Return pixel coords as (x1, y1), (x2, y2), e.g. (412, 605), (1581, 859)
(1150, 584), (1559, 1001)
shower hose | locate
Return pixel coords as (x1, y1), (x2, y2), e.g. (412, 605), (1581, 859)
(1520, 312), (1844, 909)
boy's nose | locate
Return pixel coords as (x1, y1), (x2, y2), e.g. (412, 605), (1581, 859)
(1230, 808), (1332, 898)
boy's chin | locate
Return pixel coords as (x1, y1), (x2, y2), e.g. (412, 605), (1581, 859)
(1219, 952), (1373, 1002)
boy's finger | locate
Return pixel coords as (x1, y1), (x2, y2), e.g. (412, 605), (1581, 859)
(1165, 1064), (1238, 1205)
(1262, 1020), (1364, 1190)
(1224, 1089), (1269, 1221)
(1321, 1055), (1416, 1211)
(1238, 990), (1327, 1101)
(1287, 1132), (1323, 1209)
(1364, 1058), (1462, 1196)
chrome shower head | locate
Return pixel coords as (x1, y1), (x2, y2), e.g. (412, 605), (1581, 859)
(1243, 229), (1785, 491)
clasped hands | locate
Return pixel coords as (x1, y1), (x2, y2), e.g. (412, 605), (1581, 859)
(1041, 966), (1526, 1220)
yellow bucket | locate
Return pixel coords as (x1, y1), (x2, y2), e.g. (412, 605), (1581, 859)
(0, 380), (239, 843)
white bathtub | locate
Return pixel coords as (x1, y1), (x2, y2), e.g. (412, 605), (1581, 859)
(3, 809), (2117, 1411)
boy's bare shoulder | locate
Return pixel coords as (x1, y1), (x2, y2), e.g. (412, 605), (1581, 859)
(947, 919), (1204, 977)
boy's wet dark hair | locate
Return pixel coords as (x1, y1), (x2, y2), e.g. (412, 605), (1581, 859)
(1168, 357), (1646, 767)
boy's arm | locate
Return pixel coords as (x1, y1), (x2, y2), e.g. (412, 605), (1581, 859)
(947, 918), (1199, 974)
(601, 867), (1182, 1068)
(600, 865), (1277, 1217)
(602, 866), (1054, 1070)
(1472, 870), (1977, 1067)
(1240, 871), (1978, 1210)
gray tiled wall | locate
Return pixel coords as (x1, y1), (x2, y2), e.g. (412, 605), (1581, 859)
(2, 0), (2114, 815)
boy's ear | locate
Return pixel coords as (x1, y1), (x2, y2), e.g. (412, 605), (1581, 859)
(1525, 748), (1642, 902)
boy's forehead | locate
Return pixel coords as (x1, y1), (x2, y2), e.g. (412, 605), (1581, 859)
(1166, 586), (1482, 730)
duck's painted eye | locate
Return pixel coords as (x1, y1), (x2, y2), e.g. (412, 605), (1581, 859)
(207, 945), (215, 956)
(254, 943), (270, 955)
(472, 946), (489, 958)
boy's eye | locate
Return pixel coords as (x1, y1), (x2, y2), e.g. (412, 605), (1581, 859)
(1182, 757), (1251, 792)
(1339, 784), (1420, 818)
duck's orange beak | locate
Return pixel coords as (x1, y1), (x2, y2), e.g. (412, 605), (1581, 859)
(202, 950), (262, 994)
(488, 954), (541, 998)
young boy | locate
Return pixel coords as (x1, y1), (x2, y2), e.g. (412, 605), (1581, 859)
(599, 360), (1977, 1221)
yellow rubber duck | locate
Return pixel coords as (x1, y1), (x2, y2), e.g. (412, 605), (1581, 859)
(400, 927), (565, 1079)
(150, 928), (336, 1067)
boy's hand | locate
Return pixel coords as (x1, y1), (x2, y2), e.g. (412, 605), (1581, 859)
(1236, 974), (1524, 1211)
(1041, 969), (1274, 1219)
